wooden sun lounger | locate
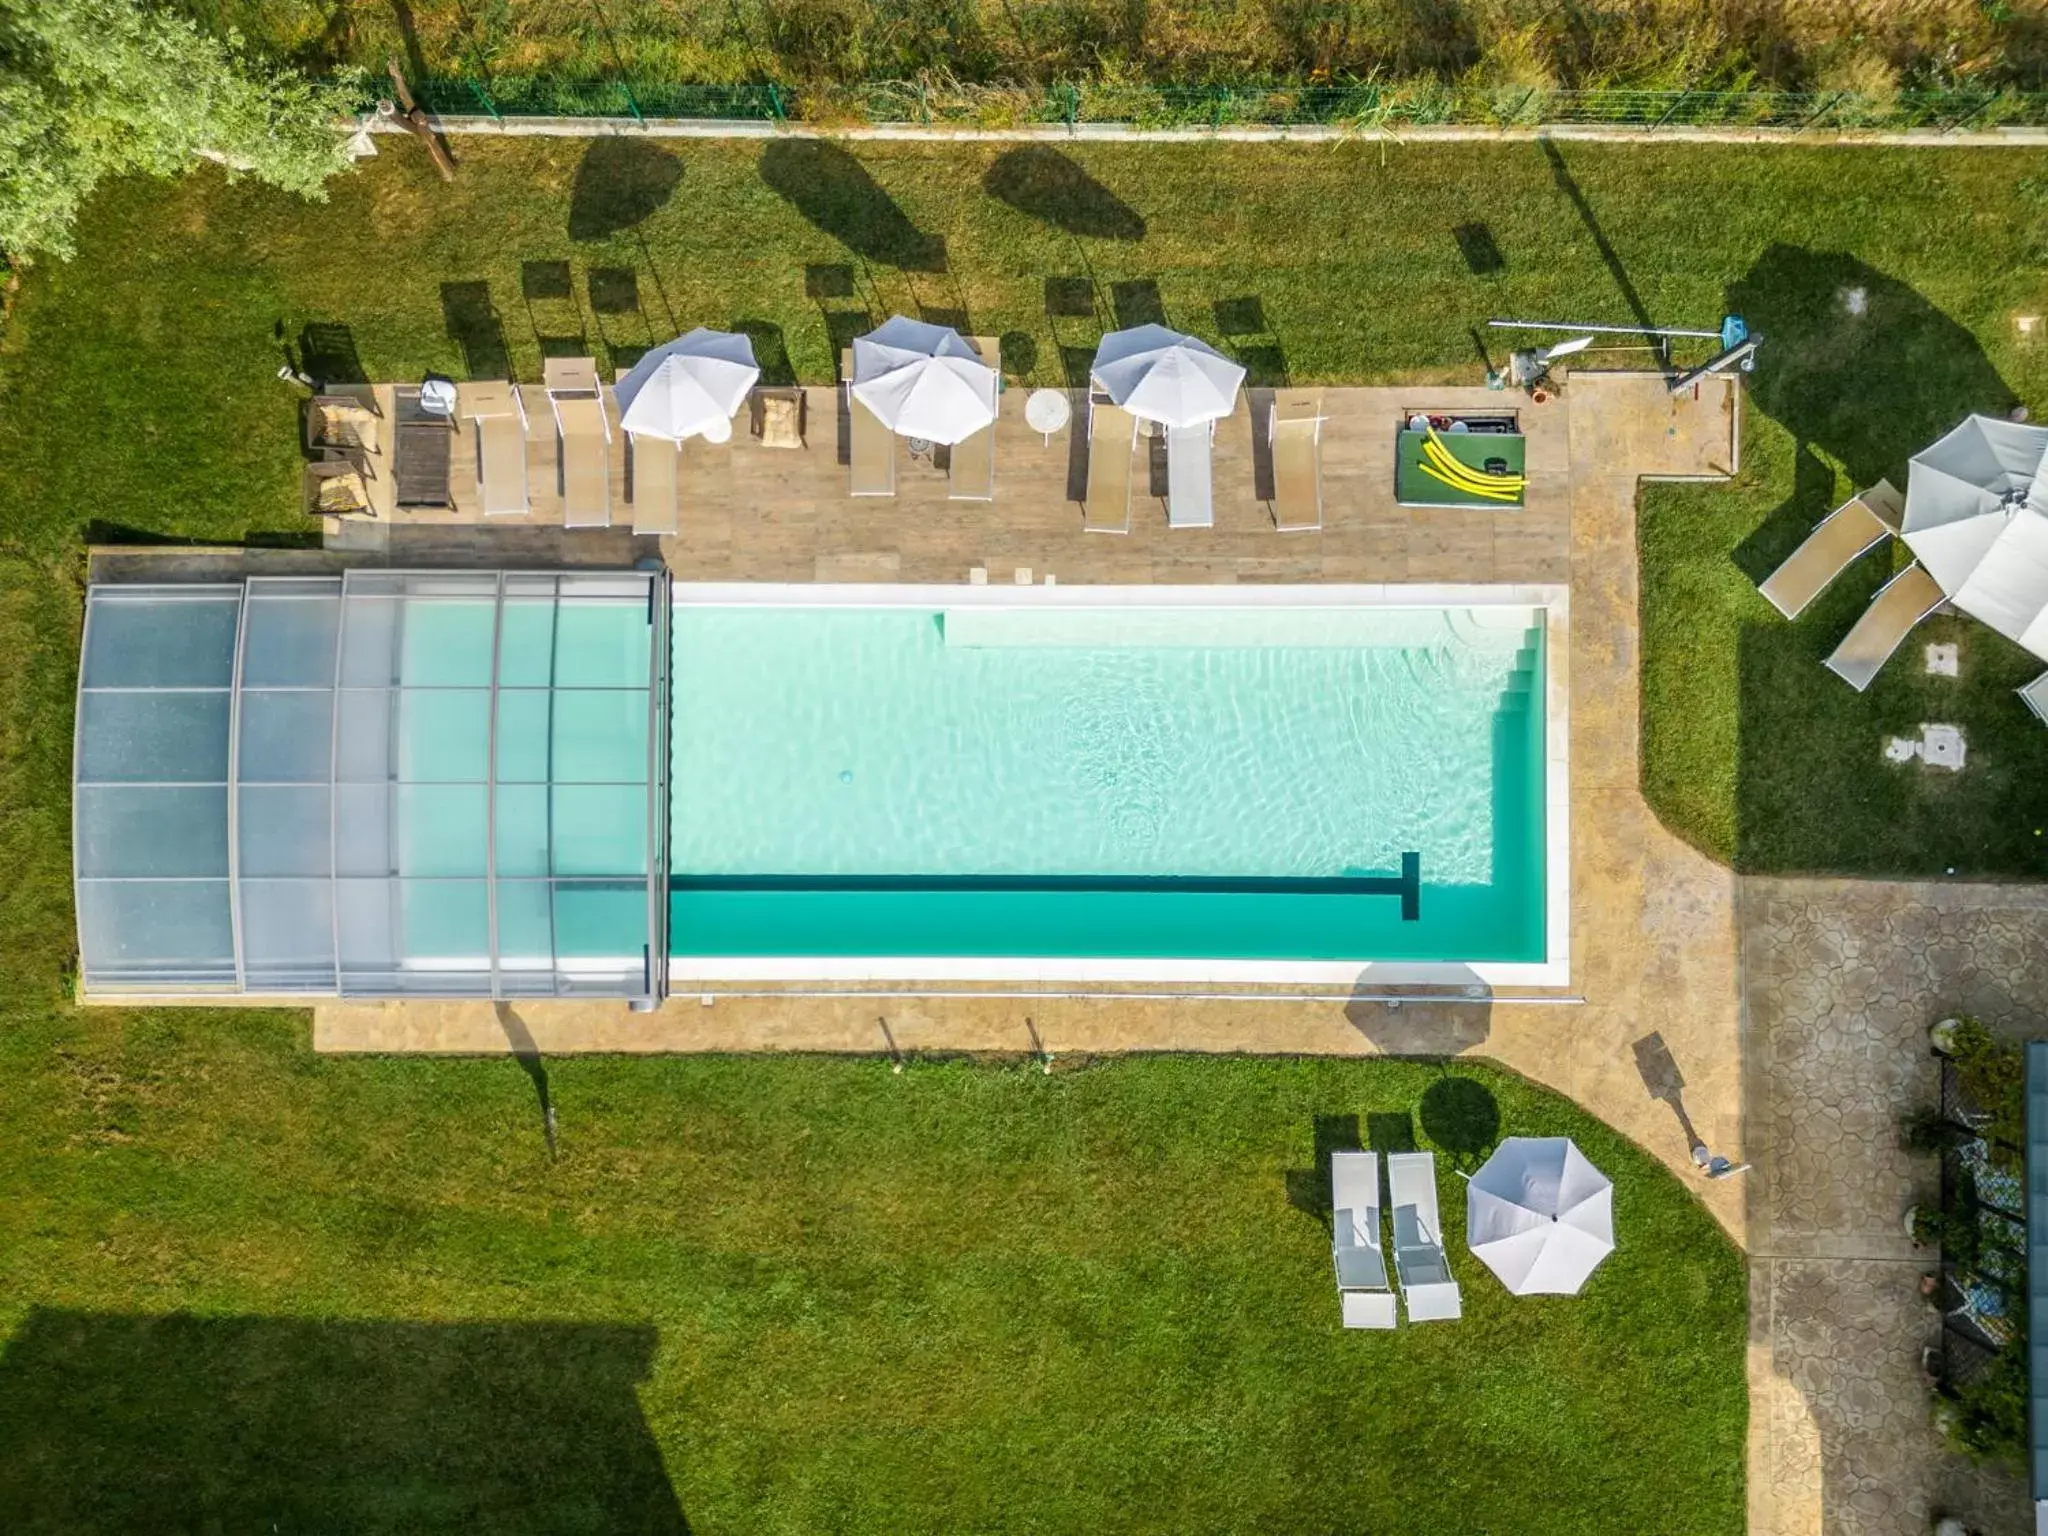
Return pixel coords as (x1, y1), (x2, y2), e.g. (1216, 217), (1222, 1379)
(613, 366), (680, 536)
(1387, 1151), (1461, 1323)
(1759, 479), (1902, 619)
(1166, 422), (1214, 528)
(949, 426), (994, 501)
(302, 457), (373, 519)
(842, 348), (896, 497)
(1084, 396), (1137, 534)
(1824, 562), (1946, 692)
(1331, 1151), (1396, 1330)
(545, 356), (611, 529)
(1270, 390), (1325, 532)
(308, 394), (381, 457)
(457, 380), (530, 517)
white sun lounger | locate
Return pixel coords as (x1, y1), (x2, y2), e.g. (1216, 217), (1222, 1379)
(1387, 1151), (1461, 1322)
(1758, 479), (1901, 619)
(1166, 421), (1213, 528)
(1824, 562), (1946, 692)
(1330, 1151), (1396, 1329)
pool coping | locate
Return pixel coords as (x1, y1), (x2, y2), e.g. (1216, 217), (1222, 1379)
(665, 580), (1571, 990)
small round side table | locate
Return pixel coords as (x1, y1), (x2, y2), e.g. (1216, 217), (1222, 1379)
(1025, 388), (1073, 444)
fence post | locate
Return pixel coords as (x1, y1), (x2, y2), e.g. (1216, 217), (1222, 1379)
(766, 82), (787, 123)
(1212, 86), (1228, 129)
(1650, 88), (1690, 131)
(466, 75), (502, 121)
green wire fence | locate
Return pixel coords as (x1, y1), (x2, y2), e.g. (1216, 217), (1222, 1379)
(404, 77), (2048, 133)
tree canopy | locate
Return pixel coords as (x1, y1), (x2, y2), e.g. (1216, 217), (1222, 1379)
(0, 0), (360, 261)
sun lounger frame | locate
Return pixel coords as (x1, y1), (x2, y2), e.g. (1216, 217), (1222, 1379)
(1083, 393), (1137, 534)
(457, 380), (531, 518)
(1758, 479), (1902, 619)
(1166, 420), (1215, 529)
(1386, 1151), (1462, 1323)
(545, 357), (612, 530)
(1824, 561), (1946, 692)
(1331, 1150), (1397, 1329)
(1270, 390), (1326, 532)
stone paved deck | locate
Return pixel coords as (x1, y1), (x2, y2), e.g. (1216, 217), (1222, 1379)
(318, 369), (1753, 1244)
(1742, 878), (2046, 1536)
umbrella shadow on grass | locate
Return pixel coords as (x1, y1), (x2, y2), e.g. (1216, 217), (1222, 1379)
(759, 141), (947, 272)
(983, 147), (1146, 241)
(1730, 245), (2018, 503)
(569, 139), (684, 242)
(1418, 1075), (1500, 1170)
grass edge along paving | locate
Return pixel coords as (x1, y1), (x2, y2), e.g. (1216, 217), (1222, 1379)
(0, 1044), (1748, 1534)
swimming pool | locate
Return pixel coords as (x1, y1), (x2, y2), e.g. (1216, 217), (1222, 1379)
(668, 585), (1566, 984)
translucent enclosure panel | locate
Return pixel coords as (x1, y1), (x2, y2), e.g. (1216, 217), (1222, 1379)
(334, 690), (491, 782)
(76, 785), (228, 877)
(77, 879), (234, 983)
(400, 878), (490, 963)
(238, 691), (334, 783)
(549, 786), (649, 876)
(237, 785), (331, 877)
(239, 877), (336, 990)
(553, 882), (651, 960)
(76, 691), (231, 783)
(492, 785), (647, 876)
(333, 782), (396, 877)
(551, 602), (654, 687)
(496, 689), (649, 783)
(82, 591), (239, 688)
(497, 880), (649, 966)
(395, 784), (489, 876)
(493, 784), (552, 877)
(395, 690), (492, 781)
(398, 599), (499, 687)
(239, 584), (341, 687)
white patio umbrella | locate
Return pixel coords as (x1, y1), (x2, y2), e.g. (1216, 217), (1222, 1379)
(1466, 1136), (1615, 1296)
(1090, 324), (1246, 429)
(616, 328), (761, 444)
(850, 315), (997, 446)
(1901, 414), (2048, 659)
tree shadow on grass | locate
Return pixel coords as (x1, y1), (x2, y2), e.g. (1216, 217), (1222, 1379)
(569, 139), (684, 242)
(982, 147), (1146, 240)
(758, 141), (947, 272)
(0, 1307), (688, 1533)
(1721, 246), (2042, 877)
(1730, 245), (2019, 494)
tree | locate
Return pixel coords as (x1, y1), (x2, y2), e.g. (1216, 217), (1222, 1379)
(0, 0), (363, 262)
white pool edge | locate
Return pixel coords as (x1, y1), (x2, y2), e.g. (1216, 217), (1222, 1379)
(667, 581), (1572, 992)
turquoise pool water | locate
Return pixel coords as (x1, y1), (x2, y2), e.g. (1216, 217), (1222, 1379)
(668, 601), (1547, 962)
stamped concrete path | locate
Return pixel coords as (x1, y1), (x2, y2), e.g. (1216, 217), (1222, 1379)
(312, 374), (2037, 1533)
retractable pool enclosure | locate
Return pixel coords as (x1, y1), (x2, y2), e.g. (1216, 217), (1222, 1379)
(73, 570), (670, 1002)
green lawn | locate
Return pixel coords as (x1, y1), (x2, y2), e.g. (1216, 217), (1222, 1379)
(0, 1036), (1745, 1534)
(5, 132), (2048, 1530)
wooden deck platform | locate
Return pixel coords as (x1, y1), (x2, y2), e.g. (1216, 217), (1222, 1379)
(328, 373), (1736, 588)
